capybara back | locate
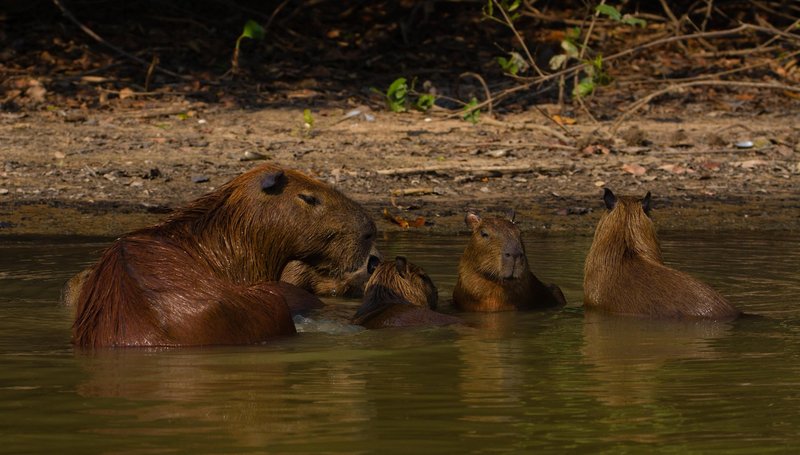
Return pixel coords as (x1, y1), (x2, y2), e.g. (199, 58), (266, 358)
(583, 189), (740, 320)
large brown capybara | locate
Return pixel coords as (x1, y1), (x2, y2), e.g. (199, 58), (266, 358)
(71, 163), (381, 348)
(452, 212), (566, 312)
(352, 256), (462, 329)
(583, 188), (740, 320)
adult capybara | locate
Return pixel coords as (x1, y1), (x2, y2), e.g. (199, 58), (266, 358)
(71, 163), (380, 348)
(583, 189), (740, 320)
(352, 256), (462, 329)
(452, 212), (566, 312)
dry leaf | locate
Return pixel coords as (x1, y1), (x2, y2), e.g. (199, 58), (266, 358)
(551, 114), (577, 126)
(383, 208), (409, 229)
(658, 164), (693, 175)
(582, 144), (610, 155)
(739, 159), (768, 169)
(622, 163), (647, 176)
(119, 88), (135, 100)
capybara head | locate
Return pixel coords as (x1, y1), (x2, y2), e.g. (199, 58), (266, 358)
(180, 163), (380, 283)
(593, 188), (662, 263)
(461, 211), (528, 281)
(363, 256), (438, 309)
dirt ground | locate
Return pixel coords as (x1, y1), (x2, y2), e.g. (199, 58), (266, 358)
(1, 100), (798, 237)
(1, 2), (798, 237)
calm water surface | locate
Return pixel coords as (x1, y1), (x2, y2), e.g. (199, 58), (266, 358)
(1, 232), (799, 454)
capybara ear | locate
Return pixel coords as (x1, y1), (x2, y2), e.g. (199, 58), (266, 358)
(465, 212), (481, 231)
(394, 256), (408, 278)
(261, 170), (285, 193)
(506, 209), (516, 223)
(297, 192), (321, 206)
(642, 191), (652, 216)
(395, 256), (409, 277)
(603, 188), (617, 210)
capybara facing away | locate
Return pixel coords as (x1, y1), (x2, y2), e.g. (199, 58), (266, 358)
(352, 256), (462, 329)
(452, 212), (566, 312)
(583, 189), (740, 320)
(72, 163), (380, 348)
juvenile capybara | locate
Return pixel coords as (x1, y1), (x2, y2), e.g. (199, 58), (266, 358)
(452, 212), (566, 312)
(583, 189), (740, 320)
(352, 256), (462, 329)
(71, 163), (380, 347)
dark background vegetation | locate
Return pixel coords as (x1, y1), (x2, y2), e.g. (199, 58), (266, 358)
(3, 0), (799, 115)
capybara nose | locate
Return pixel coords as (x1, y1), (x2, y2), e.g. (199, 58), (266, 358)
(367, 255), (381, 275)
(504, 246), (524, 260)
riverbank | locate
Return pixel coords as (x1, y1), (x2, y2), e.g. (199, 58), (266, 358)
(1, 106), (798, 237)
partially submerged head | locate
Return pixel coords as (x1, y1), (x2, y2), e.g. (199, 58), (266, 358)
(461, 211), (528, 281)
(363, 256), (438, 309)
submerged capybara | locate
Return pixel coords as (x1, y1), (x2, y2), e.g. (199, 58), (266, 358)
(583, 189), (740, 320)
(352, 256), (462, 329)
(452, 212), (566, 312)
(71, 163), (380, 348)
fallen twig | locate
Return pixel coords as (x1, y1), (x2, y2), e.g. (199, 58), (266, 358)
(377, 163), (536, 177)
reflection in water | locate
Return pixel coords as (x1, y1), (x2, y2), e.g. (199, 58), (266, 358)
(581, 311), (731, 407)
(75, 343), (375, 451)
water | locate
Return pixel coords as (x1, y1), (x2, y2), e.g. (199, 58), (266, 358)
(1, 232), (799, 454)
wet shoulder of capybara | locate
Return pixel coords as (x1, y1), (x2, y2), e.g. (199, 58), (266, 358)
(583, 188), (740, 320)
(453, 211), (565, 312)
(353, 256), (461, 329)
(72, 163), (381, 347)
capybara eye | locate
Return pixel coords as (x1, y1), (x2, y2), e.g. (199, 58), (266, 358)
(480, 230), (489, 238)
(298, 193), (321, 206)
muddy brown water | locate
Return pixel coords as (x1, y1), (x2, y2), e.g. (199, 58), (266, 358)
(1, 232), (799, 453)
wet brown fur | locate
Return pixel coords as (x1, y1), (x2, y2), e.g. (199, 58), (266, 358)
(280, 260), (370, 297)
(72, 163), (378, 347)
(352, 257), (462, 329)
(583, 189), (740, 320)
(452, 213), (566, 312)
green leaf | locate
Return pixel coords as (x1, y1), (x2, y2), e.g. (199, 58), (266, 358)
(595, 4), (621, 21)
(462, 97), (480, 124)
(176, 112), (189, 121)
(621, 15), (647, 27)
(573, 77), (595, 98)
(561, 39), (579, 59)
(497, 56), (519, 75)
(303, 109), (314, 128)
(386, 77), (408, 113)
(566, 27), (581, 41)
(241, 20), (265, 40)
(484, 0), (494, 17)
(549, 54), (568, 70)
(415, 94), (436, 111)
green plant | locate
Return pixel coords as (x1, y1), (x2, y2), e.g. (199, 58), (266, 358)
(462, 98), (480, 124)
(303, 109), (314, 129)
(386, 77), (409, 112)
(548, 4), (644, 99)
(415, 94), (436, 111)
(595, 4), (647, 27)
(231, 20), (265, 73)
(483, 0), (521, 23)
(497, 51), (528, 76)
(380, 78), (437, 113)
